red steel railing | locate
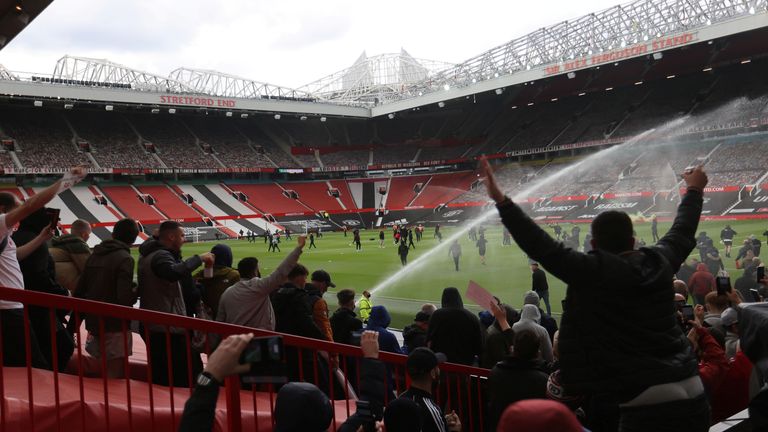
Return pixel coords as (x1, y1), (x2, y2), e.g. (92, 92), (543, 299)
(0, 286), (490, 432)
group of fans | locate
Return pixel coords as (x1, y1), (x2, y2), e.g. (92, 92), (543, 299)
(1, 162), (768, 431)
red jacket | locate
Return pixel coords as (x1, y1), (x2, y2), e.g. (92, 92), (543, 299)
(696, 327), (729, 394)
(710, 351), (753, 424)
(688, 263), (716, 297)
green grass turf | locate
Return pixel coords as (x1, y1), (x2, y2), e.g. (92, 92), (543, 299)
(132, 218), (768, 329)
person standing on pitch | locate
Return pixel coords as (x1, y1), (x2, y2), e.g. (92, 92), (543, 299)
(449, 240), (462, 271)
(379, 229), (385, 248)
(651, 215), (659, 243)
(720, 225), (736, 258)
(358, 290), (373, 324)
(408, 228), (416, 250)
(530, 263), (551, 316)
(353, 228), (362, 252)
(308, 232), (317, 249)
(476, 232), (488, 265)
(398, 240), (409, 266)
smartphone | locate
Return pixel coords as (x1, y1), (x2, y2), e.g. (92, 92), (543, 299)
(681, 304), (694, 322)
(45, 208), (61, 228)
(749, 288), (761, 303)
(238, 336), (286, 384)
(716, 276), (731, 296)
(757, 266), (765, 282)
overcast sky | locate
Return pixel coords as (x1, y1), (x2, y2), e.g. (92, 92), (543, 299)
(1, 0), (623, 88)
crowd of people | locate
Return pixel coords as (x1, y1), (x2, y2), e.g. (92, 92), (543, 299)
(1, 163), (767, 432)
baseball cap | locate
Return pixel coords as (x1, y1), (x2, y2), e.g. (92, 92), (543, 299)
(407, 347), (446, 376)
(721, 307), (738, 327)
(274, 382), (333, 432)
(414, 311), (431, 323)
(311, 270), (336, 288)
(524, 290), (540, 306)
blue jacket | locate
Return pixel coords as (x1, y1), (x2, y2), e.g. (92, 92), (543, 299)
(366, 305), (402, 354)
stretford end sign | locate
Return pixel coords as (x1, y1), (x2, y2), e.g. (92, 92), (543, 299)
(543, 32), (697, 76)
(158, 95), (237, 107)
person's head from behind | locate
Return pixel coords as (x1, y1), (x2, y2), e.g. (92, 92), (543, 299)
(0, 191), (19, 214)
(287, 263), (309, 287)
(336, 289), (355, 310)
(237, 257), (260, 279)
(158, 220), (185, 251)
(441, 287), (463, 308)
(211, 244), (233, 268)
(512, 329), (541, 361)
(421, 303), (436, 315)
(590, 211), (635, 254)
(407, 347), (445, 389)
(705, 291), (729, 315)
(673, 279), (689, 301)
(112, 218), (139, 246)
(70, 219), (92, 242)
(274, 382), (333, 432)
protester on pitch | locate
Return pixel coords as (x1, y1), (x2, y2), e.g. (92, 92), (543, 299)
(476, 232), (488, 265)
(720, 225), (737, 258)
(217, 236), (305, 331)
(398, 240), (410, 266)
(688, 262), (716, 306)
(49, 218), (92, 294)
(483, 159), (711, 431)
(75, 218), (139, 378)
(449, 240), (462, 271)
(530, 262), (551, 316)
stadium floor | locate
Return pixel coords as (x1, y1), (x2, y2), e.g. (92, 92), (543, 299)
(131, 218), (768, 328)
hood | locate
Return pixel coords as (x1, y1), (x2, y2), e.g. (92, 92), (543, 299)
(139, 238), (163, 257)
(520, 304), (541, 323)
(211, 244), (233, 268)
(51, 233), (86, 248)
(403, 324), (426, 338)
(93, 238), (130, 256)
(367, 305), (391, 328)
(497, 399), (583, 432)
(441, 287), (464, 308)
(696, 263), (709, 272)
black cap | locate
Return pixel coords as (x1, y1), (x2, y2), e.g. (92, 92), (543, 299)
(275, 382), (333, 432)
(414, 311), (431, 323)
(311, 269), (336, 288)
(407, 347), (446, 376)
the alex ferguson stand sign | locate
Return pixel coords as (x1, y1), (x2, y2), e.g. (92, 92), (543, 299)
(543, 31), (697, 76)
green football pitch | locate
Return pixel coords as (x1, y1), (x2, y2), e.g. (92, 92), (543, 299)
(132, 218), (768, 329)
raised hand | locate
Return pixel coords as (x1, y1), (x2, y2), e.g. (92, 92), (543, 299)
(480, 157), (505, 204)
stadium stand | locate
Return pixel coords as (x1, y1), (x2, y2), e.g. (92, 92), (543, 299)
(278, 181), (345, 212)
(233, 120), (298, 167)
(227, 183), (312, 214)
(129, 114), (220, 169)
(321, 149), (370, 167)
(0, 151), (14, 170)
(385, 175), (432, 208)
(100, 185), (167, 222)
(182, 117), (275, 168)
(411, 172), (477, 207)
(327, 180), (357, 209)
(372, 145), (418, 164)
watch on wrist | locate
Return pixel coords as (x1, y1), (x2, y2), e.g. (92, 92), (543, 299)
(196, 371), (222, 387)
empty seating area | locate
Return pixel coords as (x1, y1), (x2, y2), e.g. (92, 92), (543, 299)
(386, 175), (432, 208)
(183, 117), (274, 168)
(411, 172), (476, 207)
(280, 181), (345, 211)
(130, 114), (220, 169)
(234, 121), (298, 167)
(228, 183), (311, 214)
(67, 111), (160, 169)
(372, 145), (417, 164)
(101, 185), (166, 222)
(322, 150), (369, 167)
(418, 144), (471, 161)
(136, 185), (200, 220)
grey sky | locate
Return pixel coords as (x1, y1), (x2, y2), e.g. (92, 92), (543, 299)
(1, 0), (623, 88)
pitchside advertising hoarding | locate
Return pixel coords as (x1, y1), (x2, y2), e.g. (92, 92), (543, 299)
(542, 31), (697, 76)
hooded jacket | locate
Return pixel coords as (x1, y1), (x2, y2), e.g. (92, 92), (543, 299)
(138, 238), (202, 330)
(688, 263), (716, 297)
(426, 287), (485, 365)
(74, 239), (136, 332)
(495, 189), (702, 400)
(512, 305), (553, 363)
(193, 246), (239, 320)
(365, 305), (401, 354)
(488, 356), (550, 430)
(49, 233), (91, 293)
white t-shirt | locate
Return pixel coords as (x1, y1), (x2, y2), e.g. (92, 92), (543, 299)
(0, 214), (25, 310)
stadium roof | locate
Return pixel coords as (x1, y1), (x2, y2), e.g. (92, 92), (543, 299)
(0, 0), (765, 117)
(0, 0), (53, 50)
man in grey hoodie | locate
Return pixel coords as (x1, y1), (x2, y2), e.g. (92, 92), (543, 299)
(512, 304), (553, 363)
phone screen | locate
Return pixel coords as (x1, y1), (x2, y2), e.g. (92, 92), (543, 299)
(45, 208), (61, 228)
(681, 305), (694, 322)
(757, 266), (765, 282)
(716, 276), (731, 296)
(238, 336), (286, 384)
(750, 289), (761, 303)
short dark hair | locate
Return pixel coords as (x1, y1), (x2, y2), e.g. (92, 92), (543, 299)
(336, 289), (355, 305)
(159, 220), (182, 237)
(71, 219), (91, 236)
(512, 330), (540, 361)
(0, 192), (17, 212)
(112, 218), (139, 245)
(237, 257), (259, 279)
(591, 211), (634, 254)
(287, 264), (309, 280)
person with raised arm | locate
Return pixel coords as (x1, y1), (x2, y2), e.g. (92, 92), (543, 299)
(482, 158), (710, 432)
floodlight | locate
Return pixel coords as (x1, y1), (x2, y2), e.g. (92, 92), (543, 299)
(741, 59), (751, 64)
(494, 88), (503, 95)
(443, 84), (450, 91)
(168, 108), (176, 114)
(226, 111), (233, 117)
(666, 75), (675, 79)
(241, 113), (248, 118)
(635, 81), (644, 85)
(578, 92), (586, 96)
(388, 113), (395, 119)
(653, 52), (663, 60)
(274, 114), (281, 120)
(105, 105), (114, 111)
(64, 104), (73, 109)
(437, 102), (445, 108)
(702, 67), (712, 72)
(300, 116), (307, 121)
(567, 72), (576, 79)
(606, 87), (614, 91)
(527, 102), (534, 106)
(551, 98), (558, 102)
(151, 108), (160, 114)
(33, 100), (42, 107)
(320, 117), (326, 122)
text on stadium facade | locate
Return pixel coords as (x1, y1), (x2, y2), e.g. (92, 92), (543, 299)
(159, 95), (236, 107)
(544, 32), (697, 76)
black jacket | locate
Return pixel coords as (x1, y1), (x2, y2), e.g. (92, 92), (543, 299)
(271, 282), (325, 340)
(488, 356), (549, 430)
(532, 267), (549, 293)
(330, 307), (363, 345)
(338, 358), (387, 432)
(495, 190), (703, 400)
(403, 324), (428, 354)
(426, 288), (484, 365)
